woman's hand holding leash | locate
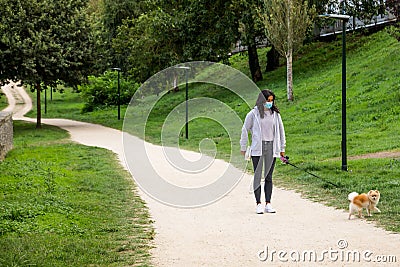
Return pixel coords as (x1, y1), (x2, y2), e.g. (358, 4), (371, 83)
(280, 154), (289, 164)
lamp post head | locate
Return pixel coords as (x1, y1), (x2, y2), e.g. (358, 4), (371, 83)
(319, 14), (350, 21)
(111, 67), (121, 71)
(175, 66), (191, 70)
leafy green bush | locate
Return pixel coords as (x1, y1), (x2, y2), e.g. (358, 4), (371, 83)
(385, 24), (400, 41)
(79, 71), (140, 112)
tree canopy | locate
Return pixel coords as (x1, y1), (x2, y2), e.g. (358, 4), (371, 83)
(111, 0), (240, 83)
(0, 0), (94, 127)
(262, 0), (315, 101)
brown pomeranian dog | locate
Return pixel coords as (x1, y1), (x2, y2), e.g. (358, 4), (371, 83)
(348, 190), (381, 220)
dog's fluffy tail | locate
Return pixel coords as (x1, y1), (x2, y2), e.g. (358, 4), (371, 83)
(348, 192), (359, 202)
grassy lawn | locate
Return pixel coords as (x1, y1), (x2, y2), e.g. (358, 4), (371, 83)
(24, 28), (400, 233)
(0, 121), (154, 266)
(0, 90), (8, 110)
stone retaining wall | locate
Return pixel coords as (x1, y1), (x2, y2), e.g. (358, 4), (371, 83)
(0, 112), (13, 161)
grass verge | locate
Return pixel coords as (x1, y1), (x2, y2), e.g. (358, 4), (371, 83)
(0, 121), (154, 266)
(0, 90), (8, 110)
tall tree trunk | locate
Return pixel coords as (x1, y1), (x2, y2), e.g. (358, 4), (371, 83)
(286, 0), (293, 101)
(266, 45), (280, 72)
(248, 41), (263, 83)
(36, 83), (42, 128)
(286, 50), (294, 101)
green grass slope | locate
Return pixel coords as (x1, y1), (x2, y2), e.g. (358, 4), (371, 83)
(260, 31), (400, 160)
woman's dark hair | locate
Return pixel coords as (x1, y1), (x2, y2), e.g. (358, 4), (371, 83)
(256, 89), (280, 118)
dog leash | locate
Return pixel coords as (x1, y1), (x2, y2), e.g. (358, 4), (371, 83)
(280, 156), (339, 188)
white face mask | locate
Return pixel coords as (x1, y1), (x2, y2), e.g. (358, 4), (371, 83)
(264, 102), (273, 109)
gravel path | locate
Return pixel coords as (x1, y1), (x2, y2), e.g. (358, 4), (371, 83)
(2, 82), (400, 266)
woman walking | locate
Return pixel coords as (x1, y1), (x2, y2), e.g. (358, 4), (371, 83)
(240, 89), (286, 214)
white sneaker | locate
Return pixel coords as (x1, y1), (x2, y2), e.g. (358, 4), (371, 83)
(256, 204), (264, 214)
(265, 203), (276, 213)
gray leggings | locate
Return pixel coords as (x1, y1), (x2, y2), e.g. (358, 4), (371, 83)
(251, 141), (276, 204)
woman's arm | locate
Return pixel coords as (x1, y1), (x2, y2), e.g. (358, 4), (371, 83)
(277, 113), (286, 156)
(240, 111), (254, 152)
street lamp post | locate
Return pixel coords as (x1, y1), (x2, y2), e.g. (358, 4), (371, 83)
(319, 14), (350, 171)
(111, 67), (121, 120)
(175, 66), (190, 139)
(44, 86), (47, 114)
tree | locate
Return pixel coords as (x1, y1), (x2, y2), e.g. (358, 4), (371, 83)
(345, 0), (385, 29)
(235, 0), (266, 82)
(112, 8), (183, 83)
(96, 0), (147, 72)
(183, 0), (239, 64)
(262, 0), (315, 101)
(387, 0), (400, 20)
(112, 0), (239, 83)
(0, 0), (94, 128)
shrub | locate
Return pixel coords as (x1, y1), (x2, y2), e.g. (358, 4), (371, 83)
(79, 71), (140, 112)
(385, 24), (400, 41)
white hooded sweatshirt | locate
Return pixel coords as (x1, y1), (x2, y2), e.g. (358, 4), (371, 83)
(240, 106), (286, 157)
